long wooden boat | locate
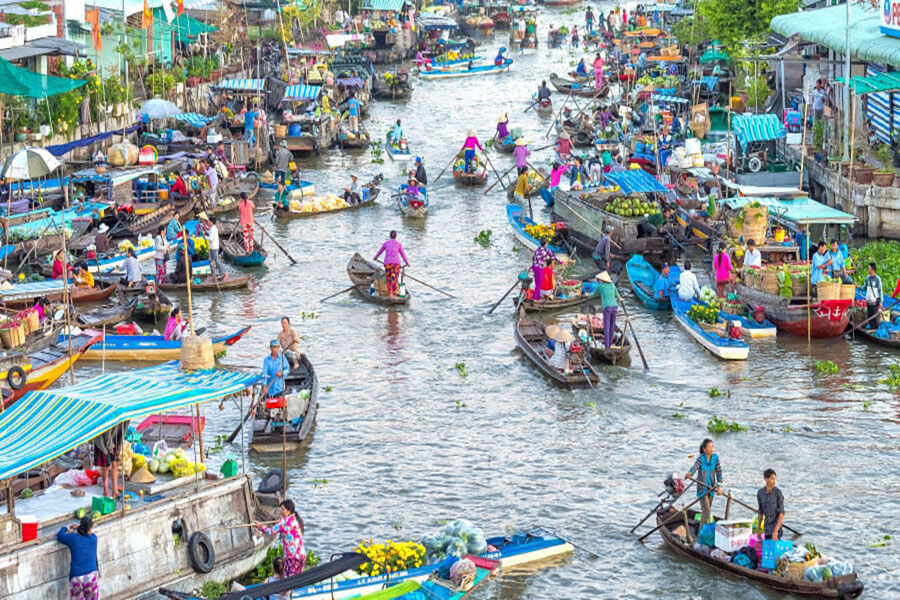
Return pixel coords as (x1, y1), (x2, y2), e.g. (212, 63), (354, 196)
(719, 307), (778, 339)
(355, 560), (497, 599)
(109, 199), (194, 239)
(850, 325), (900, 348)
(497, 135), (516, 153)
(207, 173), (260, 217)
(671, 295), (749, 360)
(515, 309), (602, 386)
(258, 179), (315, 199)
(221, 236), (268, 267)
(80, 325), (250, 361)
(116, 282), (172, 322)
(735, 283), (851, 338)
(76, 299), (137, 328)
(158, 274), (250, 293)
(674, 207), (718, 243)
(548, 73), (608, 98)
(339, 127), (371, 149)
(137, 413), (204, 448)
(625, 255), (680, 310)
(0, 281), (117, 309)
(656, 507), (864, 598)
(506, 204), (570, 260)
(417, 55), (483, 71)
(531, 93), (554, 115)
(571, 310), (632, 366)
(419, 59), (513, 80)
(273, 176), (382, 219)
(346, 252), (410, 306)
(517, 277), (602, 313)
(287, 528), (573, 600)
(397, 186), (428, 218)
(249, 354), (318, 454)
(454, 164), (488, 185)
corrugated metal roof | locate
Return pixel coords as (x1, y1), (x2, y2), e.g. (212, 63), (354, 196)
(282, 84), (321, 101)
(771, 3), (900, 69)
(605, 170), (668, 195)
(731, 113), (786, 149)
(215, 78), (265, 92)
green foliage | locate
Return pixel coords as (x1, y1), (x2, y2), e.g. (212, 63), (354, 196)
(695, 0), (801, 55)
(247, 545), (283, 584)
(813, 120), (825, 153)
(474, 229), (492, 248)
(851, 241), (900, 286)
(707, 415), (747, 433)
(814, 360), (838, 376)
(199, 580), (227, 599)
(103, 76), (126, 106)
(3, 13), (50, 27)
(18, 1), (50, 10)
(876, 142), (894, 173)
(708, 387), (721, 398)
(185, 56), (218, 79)
(879, 362), (900, 389)
(455, 362), (467, 378)
(741, 73), (771, 110)
(146, 72), (176, 96)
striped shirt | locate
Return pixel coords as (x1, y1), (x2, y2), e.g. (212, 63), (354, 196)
(532, 245), (554, 267)
(689, 454), (723, 498)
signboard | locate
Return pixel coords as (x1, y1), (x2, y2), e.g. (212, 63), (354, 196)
(882, 0), (900, 38)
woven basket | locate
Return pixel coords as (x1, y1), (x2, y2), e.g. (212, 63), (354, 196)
(274, 124), (288, 138)
(741, 223), (767, 246)
(722, 301), (744, 315)
(817, 281), (841, 301)
(560, 280), (581, 296)
(760, 270), (780, 295)
(24, 311), (39, 335)
(181, 335), (215, 370)
(0, 324), (25, 349)
(741, 205), (768, 244)
(840, 284), (857, 300)
(783, 558), (819, 581)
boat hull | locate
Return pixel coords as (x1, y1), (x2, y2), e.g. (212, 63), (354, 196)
(506, 204), (569, 259)
(81, 326), (250, 361)
(735, 284), (850, 338)
(671, 296), (749, 360)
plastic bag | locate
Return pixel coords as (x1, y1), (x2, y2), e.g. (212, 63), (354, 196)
(445, 538), (468, 558)
(152, 439), (168, 458)
(55, 469), (94, 487)
(467, 534), (487, 555)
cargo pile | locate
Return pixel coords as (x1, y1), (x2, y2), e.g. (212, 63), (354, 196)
(604, 196), (660, 219)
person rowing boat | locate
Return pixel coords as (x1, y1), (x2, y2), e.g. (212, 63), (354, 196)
(462, 130), (484, 173)
(414, 157), (428, 187)
(374, 230), (410, 298)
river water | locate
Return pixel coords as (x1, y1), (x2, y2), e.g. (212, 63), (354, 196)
(76, 6), (900, 597)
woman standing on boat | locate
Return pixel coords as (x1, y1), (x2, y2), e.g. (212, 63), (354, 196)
(259, 499), (306, 576)
(597, 271), (620, 351)
(58, 516), (99, 600)
(238, 192), (255, 253)
(462, 130), (484, 173)
(713, 247), (732, 298)
(154, 225), (170, 284)
(496, 114), (511, 144)
(685, 438), (723, 526)
(374, 231), (410, 298)
(531, 239), (556, 302)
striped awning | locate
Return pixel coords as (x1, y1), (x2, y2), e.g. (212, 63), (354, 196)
(282, 84), (322, 102)
(605, 169), (668, 195)
(215, 78), (265, 92)
(652, 94), (689, 104)
(0, 362), (259, 481)
(172, 112), (213, 128)
(364, 0), (405, 10)
(732, 113), (786, 149)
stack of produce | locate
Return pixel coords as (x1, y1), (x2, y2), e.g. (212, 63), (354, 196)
(454, 154), (483, 175)
(524, 222), (557, 244)
(698, 286), (718, 304)
(146, 448), (207, 478)
(421, 519), (489, 563)
(290, 194), (350, 213)
(603, 196), (659, 219)
(740, 202), (768, 244)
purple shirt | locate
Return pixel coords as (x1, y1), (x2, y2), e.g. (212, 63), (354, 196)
(375, 239), (408, 265)
(497, 121), (510, 139)
(513, 145), (531, 168)
(532, 245), (555, 266)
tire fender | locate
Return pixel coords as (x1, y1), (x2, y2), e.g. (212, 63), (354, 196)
(187, 532), (215, 574)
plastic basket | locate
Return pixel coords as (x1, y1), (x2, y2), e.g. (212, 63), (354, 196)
(761, 539), (793, 570)
(92, 496), (115, 515)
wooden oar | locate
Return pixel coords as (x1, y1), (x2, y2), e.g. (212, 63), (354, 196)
(546, 90), (574, 137)
(375, 260), (454, 298)
(434, 144), (465, 184)
(631, 481), (695, 534)
(484, 163), (518, 195)
(827, 309), (881, 346)
(532, 142), (555, 152)
(637, 493), (707, 542)
(225, 391), (257, 443)
(487, 279), (522, 314)
(686, 476), (802, 536)
(319, 284), (357, 303)
(257, 223), (297, 264)
(617, 293), (649, 370)
(523, 99), (538, 113)
(206, 520), (278, 531)
(482, 150), (505, 188)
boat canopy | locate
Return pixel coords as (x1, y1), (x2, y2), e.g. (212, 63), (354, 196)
(281, 84), (322, 102)
(605, 169), (668, 195)
(172, 112), (214, 128)
(731, 113), (786, 149)
(718, 196), (857, 226)
(0, 362), (259, 481)
(214, 78), (266, 92)
(325, 33), (370, 48)
(71, 166), (159, 186)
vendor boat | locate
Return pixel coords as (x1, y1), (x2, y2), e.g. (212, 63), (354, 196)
(531, 93), (554, 115)
(655, 506), (864, 598)
(671, 295), (750, 360)
(0, 281), (117, 310)
(719, 307), (778, 339)
(571, 309), (632, 366)
(515, 309), (602, 386)
(734, 283), (851, 339)
(258, 179), (315, 199)
(452, 156), (488, 186)
(516, 276), (602, 313)
(346, 253), (410, 306)
(273, 176), (381, 219)
(548, 73), (608, 98)
(418, 59), (513, 80)
(221, 237), (268, 267)
(506, 204), (570, 260)
(339, 127), (371, 149)
(417, 55), (482, 71)
(157, 274), (251, 293)
(625, 255), (680, 310)
(78, 325), (249, 361)
(385, 133), (412, 161)
(135, 413), (204, 449)
(249, 354), (318, 454)
(206, 173), (260, 217)
(75, 300), (137, 328)
(397, 186), (428, 218)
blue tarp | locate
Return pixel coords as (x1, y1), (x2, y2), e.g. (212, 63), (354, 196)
(45, 123), (141, 158)
(0, 362), (259, 480)
(605, 169), (668, 194)
(172, 112), (213, 128)
(732, 113), (786, 149)
(718, 196), (856, 226)
(652, 93), (690, 104)
(215, 78), (265, 92)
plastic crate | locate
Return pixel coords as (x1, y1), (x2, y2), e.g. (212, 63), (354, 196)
(92, 496), (115, 516)
(220, 459), (239, 478)
(19, 515), (37, 542)
(761, 539), (793, 569)
(714, 520), (752, 552)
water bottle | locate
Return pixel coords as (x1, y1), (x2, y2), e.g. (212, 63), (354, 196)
(369, 283), (375, 295)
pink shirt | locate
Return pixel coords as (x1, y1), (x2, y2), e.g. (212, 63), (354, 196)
(238, 200), (255, 227)
(593, 57), (604, 73)
(713, 252), (732, 282)
(550, 162), (570, 187)
(463, 136), (483, 151)
(375, 239), (408, 266)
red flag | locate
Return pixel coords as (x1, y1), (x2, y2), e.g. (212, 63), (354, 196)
(142, 0), (153, 29)
(177, 0), (184, 16)
(85, 8), (102, 51)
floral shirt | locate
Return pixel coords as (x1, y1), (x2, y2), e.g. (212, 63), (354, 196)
(532, 245), (554, 267)
(261, 513), (305, 560)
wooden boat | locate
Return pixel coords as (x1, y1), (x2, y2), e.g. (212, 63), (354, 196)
(497, 135), (516, 153)
(207, 173), (260, 216)
(506, 204), (570, 260)
(385, 134), (412, 161)
(656, 507), (864, 598)
(515, 309), (602, 386)
(505, 172), (548, 202)
(671, 295), (750, 360)
(258, 179), (315, 199)
(355, 560), (497, 599)
(548, 73), (608, 98)
(371, 76), (412, 100)
(221, 236), (268, 267)
(346, 253), (410, 306)
(453, 162), (488, 186)
(109, 199), (194, 239)
(674, 207), (718, 243)
(541, 0), (581, 6)
(0, 281), (117, 309)
(734, 283), (851, 338)
(571, 310), (632, 366)
(419, 59), (513, 80)
(625, 255), (680, 310)
(80, 325), (250, 361)
(0, 329), (102, 408)
(719, 306), (778, 339)
(116, 281), (172, 322)
(76, 299), (137, 328)
(397, 186), (428, 218)
(417, 55), (482, 71)
(249, 354), (318, 454)
(157, 274), (250, 293)
(531, 93), (553, 115)
(339, 127), (371, 149)
(136, 414), (205, 448)
(273, 175), (382, 219)
(517, 277), (602, 313)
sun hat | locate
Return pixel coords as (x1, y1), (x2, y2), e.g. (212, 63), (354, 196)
(467, 129), (477, 136)
(197, 211), (210, 221)
(280, 140), (288, 148)
(545, 324), (560, 338)
(408, 176), (418, 184)
(597, 271), (613, 283)
(515, 138), (528, 146)
(559, 131), (571, 140)
(550, 328), (574, 343)
(498, 115), (508, 123)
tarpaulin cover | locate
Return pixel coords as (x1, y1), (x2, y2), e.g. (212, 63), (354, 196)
(731, 113), (786, 149)
(364, 0), (405, 10)
(652, 94), (689, 104)
(605, 169), (668, 194)
(719, 196), (856, 226)
(282, 84), (322, 101)
(0, 362), (259, 480)
(45, 123), (141, 157)
(215, 78), (265, 92)
(699, 49), (729, 64)
(0, 57), (88, 98)
(173, 112), (213, 128)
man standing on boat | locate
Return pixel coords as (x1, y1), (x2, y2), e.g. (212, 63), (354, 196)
(757, 469), (785, 541)
(347, 92), (361, 136)
(415, 157), (428, 187)
(274, 140), (293, 185)
(203, 160), (219, 209)
(592, 226), (614, 271)
(374, 230), (410, 298)
(261, 339), (289, 399)
(200, 213), (224, 281)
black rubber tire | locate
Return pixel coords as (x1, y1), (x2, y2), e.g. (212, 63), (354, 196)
(837, 581), (864, 599)
(7, 366), (26, 391)
(257, 469), (285, 494)
(187, 532), (215, 574)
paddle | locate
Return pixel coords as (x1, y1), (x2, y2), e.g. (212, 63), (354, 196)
(319, 284), (357, 303)
(546, 90), (574, 138)
(631, 481), (695, 534)
(686, 476), (802, 537)
(374, 259), (454, 298)
(257, 223), (297, 264)
(637, 493), (707, 542)
(617, 292), (649, 370)
(484, 163), (518, 195)
(482, 150), (505, 188)
(487, 279), (522, 314)
(532, 142), (556, 152)
(828, 310), (882, 346)
(523, 99), (538, 113)
(434, 144), (465, 184)
(226, 390), (257, 444)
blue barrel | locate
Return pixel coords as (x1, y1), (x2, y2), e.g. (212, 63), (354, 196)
(288, 124), (303, 137)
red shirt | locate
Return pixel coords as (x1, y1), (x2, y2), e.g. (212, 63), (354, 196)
(170, 177), (187, 196)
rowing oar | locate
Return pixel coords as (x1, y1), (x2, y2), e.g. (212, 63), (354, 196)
(257, 223), (297, 264)
(206, 520), (278, 531)
(319, 285), (357, 303)
(530, 525), (603, 559)
(523, 99), (538, 113)
(826, 309), (882, 346)
(225, 390), (258, 443)
(483, 163), (518, 195)
(532, 142), (556, 152)
(434, 144), (465, 184)
(487, 279), (522, 314)
(375, 260), (455, 298)
(631, 481), (694, 534)
(637, 493), (707, 542)
(546, 90), (573, 137)
(482, 150), (505, 188)
(686, 476), (802, 536)
(617, 292), (649, 370)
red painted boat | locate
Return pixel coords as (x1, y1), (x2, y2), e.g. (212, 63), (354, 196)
(137, 414), (206, 448)
(735, 284), (851, 338)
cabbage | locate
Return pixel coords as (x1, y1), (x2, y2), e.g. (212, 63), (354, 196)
(158, 461), (170, 474)
(422, 535), (441, 555)
(467, 534), (487, 555)
(446, 539), (467, 558)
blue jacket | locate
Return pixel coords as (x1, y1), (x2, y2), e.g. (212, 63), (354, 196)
(262, 352), (288, 396)
(57, 529), (98, 578)
(568, 164), (589, 186)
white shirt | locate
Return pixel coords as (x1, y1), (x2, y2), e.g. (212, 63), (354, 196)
(154, 235), (169, 260)
(678, 270), (701, 301)
(744, 247), (761, 269)
(208, 224), (220, 251)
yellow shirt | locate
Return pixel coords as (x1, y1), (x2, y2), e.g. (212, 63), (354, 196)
(514, 173), (529, 196)
(76, 271), (94, 288)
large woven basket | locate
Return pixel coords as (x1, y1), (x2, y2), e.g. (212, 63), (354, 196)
(741, 205), (768, 244)
(840, 284), (857, 300)
(816, 281), (841, 301)
(274, 124), (288, 138)
(760, 269), (780, 295)
(722, 301), (744, 315)
(24, 310), (39, 335)
(0, 324), (25, 349)
(181, 335), (215, 370)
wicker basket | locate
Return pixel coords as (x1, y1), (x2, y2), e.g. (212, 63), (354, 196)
(0, 324), (25, 349)
(741, 205), (768, 244)
(760, 269), (780, 295)
(274, 124), (288, 138)
(840, 284), (857, 300)
(816, 281), (841, 301)
(180, 335), (215, 370)
(560, 279), (581, 297)
(24, 310), (39, 335)
(783, 558), (819, 581)
(722, 301), (744, 315)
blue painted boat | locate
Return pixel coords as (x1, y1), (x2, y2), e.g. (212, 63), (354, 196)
(720, 310), (777, 339)
(78, 325), (251, 361)
(397, 185), (428, 218)
(671, 295), (750, 360)
(420, 55), (482, 71)
(385, 132), (412, 161)
(356, 561), (497, 599)
(258, 179), (315, 198)
(419, 59), (513, 80)
(625, 255), (680, 310)
(506, 204), (569, 259)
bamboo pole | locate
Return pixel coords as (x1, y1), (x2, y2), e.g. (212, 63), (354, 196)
(798, 84), (810, 192)
(725, 82), (732, 179)
(61, 171), (75, 385)
(183, 234), (194, 335)
(847, 93), (857, 213)
(807, 219), (811, 345)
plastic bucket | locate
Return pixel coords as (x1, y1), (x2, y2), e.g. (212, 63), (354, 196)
(19, 516), (37, 542)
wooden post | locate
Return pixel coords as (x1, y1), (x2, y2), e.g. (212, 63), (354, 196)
(798, 84), (810, 192)
(807, 218), (811, 345)
(725, 82), (732, 180)
(724, 491), (733, 520)
(61, 172), (75, 385)
(681, 508), (694, 544)
(281, 400), (287, 498)
(195, 404), (204, 463)
(847, 93), (857, 209)
(183, 235), (194, 335)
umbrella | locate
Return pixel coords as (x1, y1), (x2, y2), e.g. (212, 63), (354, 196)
(138, 98), (182, 120)
(1, 147), (61, 180)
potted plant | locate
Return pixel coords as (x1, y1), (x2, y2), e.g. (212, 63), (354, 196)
(874, 142), (895, 187)
(853, 145), (874, 184)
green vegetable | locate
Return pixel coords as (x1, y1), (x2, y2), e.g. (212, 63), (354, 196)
(19, 488), (32, 499)
(91, 510), (102, 520)
(75, 507), (87, 519)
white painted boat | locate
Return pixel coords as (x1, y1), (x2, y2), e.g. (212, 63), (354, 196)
(672, 296), (750, 360)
